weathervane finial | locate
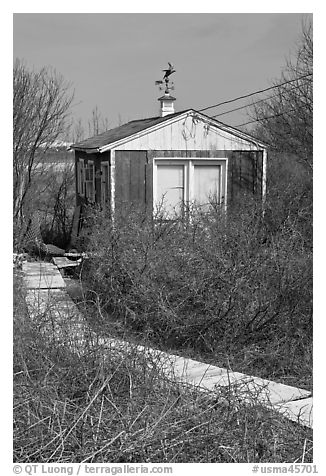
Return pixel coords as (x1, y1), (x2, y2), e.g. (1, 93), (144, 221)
(155, 62), (176, 93)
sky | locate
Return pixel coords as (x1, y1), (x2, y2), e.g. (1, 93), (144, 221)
(13, 12), (312, 136)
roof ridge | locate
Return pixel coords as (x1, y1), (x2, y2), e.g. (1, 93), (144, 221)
(71, 110), (192, 149)
(71, 108), (267, 151)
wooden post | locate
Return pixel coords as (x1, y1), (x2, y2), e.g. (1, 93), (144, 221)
(110, 149), (116, 222)
(262, 149), (267, 202)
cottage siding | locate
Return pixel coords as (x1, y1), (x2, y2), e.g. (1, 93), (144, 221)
(130, 152), (147, 204)
(73, 112), (266, 214)
(75, 147), (264, 210)
(114, 116), (260, 152)
(115, 151), (147, 209)
(115, 152), (130, 204)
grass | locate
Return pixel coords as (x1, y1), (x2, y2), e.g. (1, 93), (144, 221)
(14, 271), (313, 463)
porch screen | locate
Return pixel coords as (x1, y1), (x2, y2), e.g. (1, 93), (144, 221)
(194, 165), (221, 207)
(157, 164), (184, 215)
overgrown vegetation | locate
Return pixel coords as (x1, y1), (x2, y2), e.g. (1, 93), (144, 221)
(77, 151), (312, 390)
(14, 274), (312, 463)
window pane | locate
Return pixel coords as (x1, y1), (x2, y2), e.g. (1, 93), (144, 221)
(194, 165), (220, 207)
(157, 164), (184, 214)
(86, 181), (94, 201)
(101, 164), (109, 204)
(85, 164), (94, 181)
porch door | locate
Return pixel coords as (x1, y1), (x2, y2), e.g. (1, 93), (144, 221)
(156, 164), (185, 215)
(101, 163), (109, 206)
(194, 164), (221, 208)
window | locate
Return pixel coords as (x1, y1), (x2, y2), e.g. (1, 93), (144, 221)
(156, 163), (185, 215)
(84, 161), (95, 202)
(193, 164), (221, 210)
(101, 162), (109, 206)
(154, 158), (227, 216)
(77, 159), (95, 202)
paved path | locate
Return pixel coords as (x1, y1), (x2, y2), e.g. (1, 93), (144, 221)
(99, 338), (313, 428)
(25, 288), (86, 355)
(22, 261), (313, 429)
(23, 262), (66, 289)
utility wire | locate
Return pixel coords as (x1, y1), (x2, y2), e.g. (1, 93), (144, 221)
(236, 109), (297, 128)
(211, 82), (309, 119)
(198, 73), (312, 113)
(212, 102), (262, 118)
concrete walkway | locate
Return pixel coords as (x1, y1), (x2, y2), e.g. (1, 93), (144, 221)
(23, 261), (65, 289)
(99, 338), (313, 428)
(22, 261), (313, 429)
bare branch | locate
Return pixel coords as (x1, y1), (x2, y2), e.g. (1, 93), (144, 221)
(250, 20), (313, 171)
(13, 59), (74, 222)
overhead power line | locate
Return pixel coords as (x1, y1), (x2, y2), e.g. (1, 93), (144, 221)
(198, 73), (312, 114)
(212, 102), (261, 118)
(236, 109), (297, 128)
(211, 82), (309, 119)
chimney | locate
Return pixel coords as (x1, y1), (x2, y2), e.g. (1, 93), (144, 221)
(158, 91), (176, 117)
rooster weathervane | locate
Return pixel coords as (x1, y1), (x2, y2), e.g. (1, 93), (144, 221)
(155, 62), (176, 93)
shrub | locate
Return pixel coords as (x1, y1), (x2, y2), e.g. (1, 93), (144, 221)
(80, 185), (312, 388)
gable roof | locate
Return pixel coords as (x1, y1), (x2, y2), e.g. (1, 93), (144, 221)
(71, 109), (267, 152)
(71, 110), (185, 151)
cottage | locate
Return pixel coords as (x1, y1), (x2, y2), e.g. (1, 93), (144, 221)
(71, 77), (267, 219)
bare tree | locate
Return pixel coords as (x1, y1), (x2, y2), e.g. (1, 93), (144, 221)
(13, 59), (74, 224)
(87, 106), (109, 137)
(69, 117), (85, 144)
(251, 19), (313, 171)
(68, 107), (109, 144)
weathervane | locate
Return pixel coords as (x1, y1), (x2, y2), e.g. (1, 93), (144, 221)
(155, 62), (176, 93)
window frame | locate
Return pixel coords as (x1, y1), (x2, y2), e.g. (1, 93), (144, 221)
(100, 161), (109, 206)
(153, 157), (228, 214)
(84, 160), (95, 202)
(154, 160), (189, 215)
